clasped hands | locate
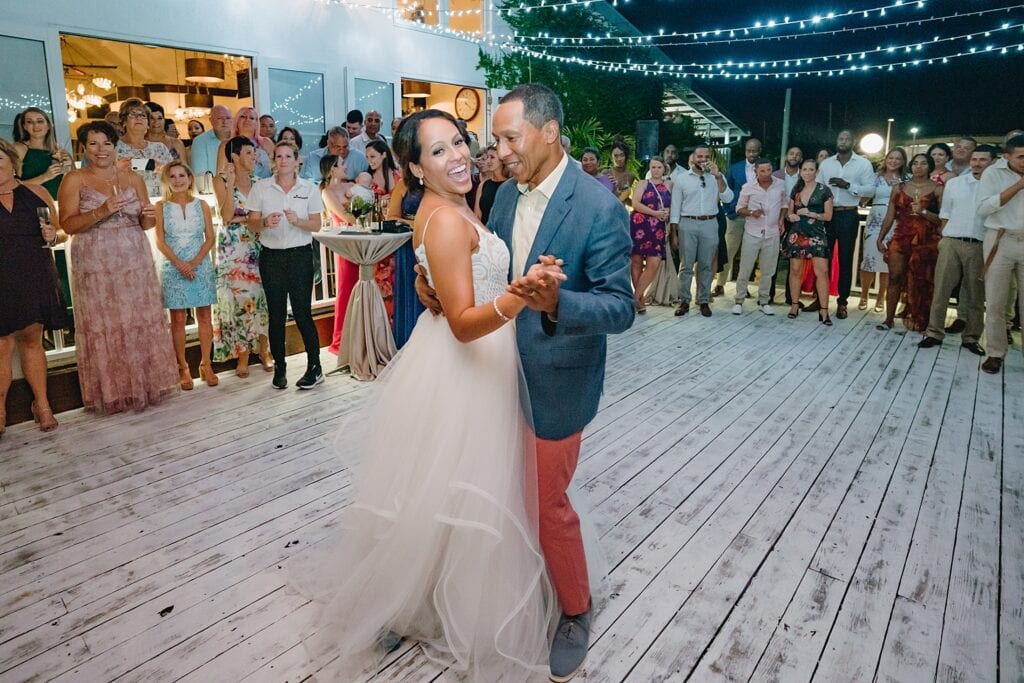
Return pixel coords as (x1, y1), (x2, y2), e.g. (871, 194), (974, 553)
(507, 255), (567, 315)
(263, 209), (300, 228)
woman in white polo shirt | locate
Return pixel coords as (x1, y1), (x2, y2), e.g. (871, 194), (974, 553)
(247, 141), (325, 390)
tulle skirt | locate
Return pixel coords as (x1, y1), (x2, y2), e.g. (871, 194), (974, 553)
(289, 311), (555, 682)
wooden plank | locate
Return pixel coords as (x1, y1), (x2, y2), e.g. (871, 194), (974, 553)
(933, 358), (1002, 682)
(999, 352), (1024, 681)
(812, 340), (958, 682)
(874, 351), (979, 682)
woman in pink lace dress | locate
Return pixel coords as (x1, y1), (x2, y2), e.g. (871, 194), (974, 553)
(57, 121), (178, 414)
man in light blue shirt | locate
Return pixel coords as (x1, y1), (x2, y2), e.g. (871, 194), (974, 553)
(190, 105), (234, 176)
(300, 126), (368, 183)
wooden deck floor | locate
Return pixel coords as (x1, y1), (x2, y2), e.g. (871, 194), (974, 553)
(1, 293), (1021, 683)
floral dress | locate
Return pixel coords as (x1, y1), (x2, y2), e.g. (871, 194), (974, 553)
(630, 180), (670, 258)
(860, 174), (899, 273)
(212, 184), (269, 361)
(889, 188), (941, 332)
(785, 182), (833, 259)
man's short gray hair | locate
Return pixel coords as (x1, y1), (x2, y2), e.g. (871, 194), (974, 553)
(500, 83), (564, 130)
(327, 125), (350, 140)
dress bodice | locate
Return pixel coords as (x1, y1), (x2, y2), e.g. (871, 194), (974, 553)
(161, 199), (206, 255)
(414, 209), (510, 306)
(78, 184), (143, 232)
(871, 174), (898, 206)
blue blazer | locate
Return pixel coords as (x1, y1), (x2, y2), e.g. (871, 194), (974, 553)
(488, 159), (635, 440)
(723, 160), (749, 218)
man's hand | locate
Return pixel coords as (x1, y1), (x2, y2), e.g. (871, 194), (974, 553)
(265, 212), (283, 228)
(414, 264), (443, 316)
(283, 209), (299, 225)
(508, 255), (566, 314)
(669, 224), (679, 251)
(828, 177), (850, 189)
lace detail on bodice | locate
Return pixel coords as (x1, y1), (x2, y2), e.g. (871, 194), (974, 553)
(414, 209), (510, 306)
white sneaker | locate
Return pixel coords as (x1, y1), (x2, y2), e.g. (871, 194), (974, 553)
(762, 304), (774, 315)
(732, 303), (743, 315)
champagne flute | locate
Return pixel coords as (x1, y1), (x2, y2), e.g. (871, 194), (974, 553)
(36, 206), (52, 248)
(110, 173), (123, 219)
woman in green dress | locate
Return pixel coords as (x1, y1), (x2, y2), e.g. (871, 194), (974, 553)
(13, 107), (70, 200)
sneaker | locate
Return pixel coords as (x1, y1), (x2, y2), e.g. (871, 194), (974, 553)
(732, 303), (743, 315)
(549, 606), (592, 682)
(272, 365), (288, 390)
(761, 304), (774, 315)
(296, 366), (324, 390)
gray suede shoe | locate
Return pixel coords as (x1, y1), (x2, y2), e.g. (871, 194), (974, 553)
(549, 606), (591, 682)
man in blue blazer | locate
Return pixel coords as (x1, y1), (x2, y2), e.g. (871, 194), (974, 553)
(718, 137), (762, 295)
(490, 84), (634, 681)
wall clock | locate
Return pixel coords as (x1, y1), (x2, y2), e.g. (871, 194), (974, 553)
(454, 87), (480, 120)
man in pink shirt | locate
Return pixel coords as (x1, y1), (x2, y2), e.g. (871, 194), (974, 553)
(733, 158), (788, 314)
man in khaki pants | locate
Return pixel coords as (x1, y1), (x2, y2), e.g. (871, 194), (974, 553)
(978, 134), (1024, 374)
(918, 145), (997, 355)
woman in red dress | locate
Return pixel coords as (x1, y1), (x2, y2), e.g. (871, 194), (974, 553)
(366, 140), (401, 321)
(875, 153), (943, 331)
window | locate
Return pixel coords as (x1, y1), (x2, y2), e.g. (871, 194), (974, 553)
(354, 78), (395, 131)
(396, 0), (483, 36)
(448, 0), (484, 36)
(268, 68), (326, 140)
(0, 34), (54, 141)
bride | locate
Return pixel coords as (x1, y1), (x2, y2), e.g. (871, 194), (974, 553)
(291, 110), (564, 681)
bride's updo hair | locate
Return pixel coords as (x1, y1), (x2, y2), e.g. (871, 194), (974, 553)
(393, 109), (462, 195)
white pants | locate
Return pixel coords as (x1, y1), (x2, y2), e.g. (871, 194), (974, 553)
(735, 233), (780, 305)
(983, 230), (1024, 359)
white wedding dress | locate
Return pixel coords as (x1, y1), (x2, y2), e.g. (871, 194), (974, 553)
(290, 210), (556, 682)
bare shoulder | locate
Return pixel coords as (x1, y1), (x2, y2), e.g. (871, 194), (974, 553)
(415, 203), (477, 250)
(24, 183), (52, 204)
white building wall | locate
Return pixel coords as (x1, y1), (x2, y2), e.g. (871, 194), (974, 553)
(3, 0), (494, 141)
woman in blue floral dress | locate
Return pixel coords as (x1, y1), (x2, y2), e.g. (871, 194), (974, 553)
(154, 160), (218, 389)
(211, 137), (270, 377)
(629, 155), (672, 313)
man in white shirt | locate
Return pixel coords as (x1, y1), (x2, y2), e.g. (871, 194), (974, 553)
(817, 130), (876, 318)
(669, 145), (734, 316)
(977, 134), (1024, 373)
(351, 109), (388, 152)
(734, 159), (787, 315)
(919, 145), (996, 354)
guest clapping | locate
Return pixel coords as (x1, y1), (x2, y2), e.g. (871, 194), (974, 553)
(248, 141), (325, 390)
(0, 138), (67, 434)
(154, 161), (218, 389)
(211, 137), (271, 377)
(58, 121), (179, 414)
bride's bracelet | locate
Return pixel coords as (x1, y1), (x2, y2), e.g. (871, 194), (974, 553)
(492, 296), (511, 322)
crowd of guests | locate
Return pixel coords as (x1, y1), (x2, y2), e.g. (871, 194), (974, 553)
(616, 129), (1023, 375)
(1, 99), (1022, 437)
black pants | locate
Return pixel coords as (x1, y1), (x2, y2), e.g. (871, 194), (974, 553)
(826, 209), (860, 306)
(259, 244), (320, 369)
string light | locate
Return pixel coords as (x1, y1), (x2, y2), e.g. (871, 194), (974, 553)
(271, 74), (326, 128)
(523, 5), (1024, 48)
(512, 0), (928, 44)
(322, 0), (591, 16)
(502, 35), (1024, 79)
(511, 21), (1024, 73)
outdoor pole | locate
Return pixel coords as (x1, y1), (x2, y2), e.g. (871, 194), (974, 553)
(885, 118), (894, 154)
(780, 87), (792, 163)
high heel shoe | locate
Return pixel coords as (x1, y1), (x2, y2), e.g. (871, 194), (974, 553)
(259, 351), (274, 372)
(819, 311), (833, 326)
(858, 300), (869, 310)
(31, 402), (58, 432)
(788, 304), (800, 319)
(179, 365), (194, 391)
(199, 362), (220, 387)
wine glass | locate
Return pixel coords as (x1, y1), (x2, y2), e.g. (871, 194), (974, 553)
(36, 206), (52, 248)
(110, 174), (123, 219)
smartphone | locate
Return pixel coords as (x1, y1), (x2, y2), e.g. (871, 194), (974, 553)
(130, 158), (148, 172)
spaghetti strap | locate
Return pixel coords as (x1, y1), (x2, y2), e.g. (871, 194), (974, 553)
(418, 205), (484, 248)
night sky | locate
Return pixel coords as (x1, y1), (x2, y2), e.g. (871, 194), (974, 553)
(609, 0), (1024, 144)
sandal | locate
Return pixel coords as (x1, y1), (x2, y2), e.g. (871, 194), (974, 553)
(819, 311), (833, 326)
(259, 351), (274, 372)
(858, 300), (868, 310)
(787, 304), (800, 319)
(179, 365), (194, 391)
(874, 303), (885, 313)
(31, 401), (58, 432)
(876, 319), (894, 331)
(199, 362), (220, 387)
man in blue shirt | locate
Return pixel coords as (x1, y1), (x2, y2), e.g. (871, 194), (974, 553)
(299, 126), (368, 183)
(190, 105), (234, 176)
